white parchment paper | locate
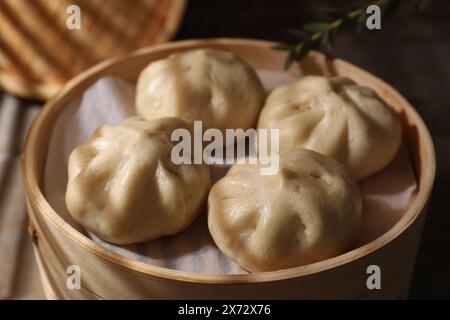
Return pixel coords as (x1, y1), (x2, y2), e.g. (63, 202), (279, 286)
(44, 72), (417, 274)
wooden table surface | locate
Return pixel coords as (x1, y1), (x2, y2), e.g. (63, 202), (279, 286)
(1, 0), (449, 299)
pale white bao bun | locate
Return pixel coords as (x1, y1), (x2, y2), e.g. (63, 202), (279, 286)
(208, 148), (362, 272)
(65, 116), (211, 245)
(136, 48), (265, 134)
(257, 76), (402, 180)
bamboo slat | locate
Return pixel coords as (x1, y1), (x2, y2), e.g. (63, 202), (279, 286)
(0, 0), (186, 100)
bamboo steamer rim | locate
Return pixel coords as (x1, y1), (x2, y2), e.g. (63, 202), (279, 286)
(22, 38), (436, 284)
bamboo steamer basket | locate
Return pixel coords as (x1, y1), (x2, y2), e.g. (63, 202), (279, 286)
(0, 0), (186, 100)
(21, 39), (436, 299)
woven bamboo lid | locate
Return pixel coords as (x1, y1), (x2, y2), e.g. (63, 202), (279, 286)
(0, 0), (186, 100)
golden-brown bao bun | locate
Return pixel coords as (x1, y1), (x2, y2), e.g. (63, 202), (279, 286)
(257, 76), (402, 180)
(66, 116), (211, 245)
(136, 49), (265, 134)
(208, 148), (362, 272)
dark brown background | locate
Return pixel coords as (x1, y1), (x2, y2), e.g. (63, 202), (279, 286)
(175, 0), (450, 299)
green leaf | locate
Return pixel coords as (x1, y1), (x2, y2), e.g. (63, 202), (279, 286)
(321, 31), (332, 54)
(296, 39), (312, 60)
(287, 28), (309, 37)
(274, 0), (432, 71)
(271, 43), (293, 52)
(302, 22), (330, 33)
(284, 50), (296, 70)
(356, 11), (369, 33)
(282, 38), (313, 71)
